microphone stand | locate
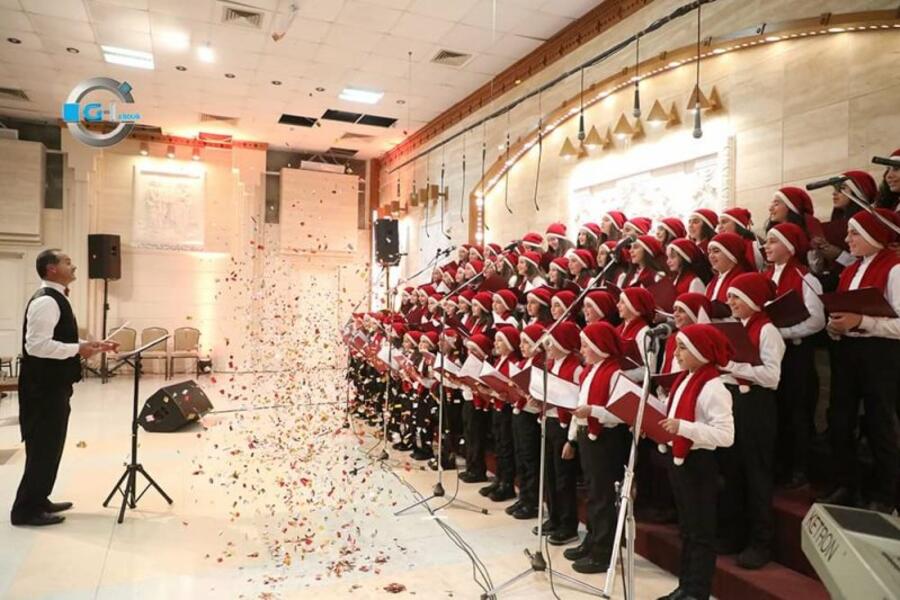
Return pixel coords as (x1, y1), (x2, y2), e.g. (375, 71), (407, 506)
(601, 333), (659, 599)
(482, 259), (623, 599)
(395, 267), (490, 517)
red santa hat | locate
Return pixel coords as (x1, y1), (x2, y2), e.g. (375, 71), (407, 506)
(441, 264), (458, 279)
(720, 207), (753, 230)
(625, 216), (652, 236)
(391, 322), (408, 338)
(547, 321), (581, 353)
(580, 321), (623, 357)
(842, 170), (878, 204)
(526, 286), (553, 307)
(441, 327), (463, 350)
(708, 232), (748, 267)
(522, 232), (544, 249)
(635, 234), (664, 258)
(458, 289), (476, 305)
(468, 245), (485, 260)
(579, 222), (602, 240)
(727, 272), (776, 312)
(404, 330), (423, 345)
(585, 290), (617, 318)
(673, 292), (712, 324)
(445, 294), (459, 307)
(668, 238), (704, 264)
(493, 289), (519, 312)
(848, 208), (900, 248)
(420, 331), (439, 347)
(496, 325), (520, 353)
(604, 210), (627, 232)
(520, 250), (543, 269)
(569, 249), (597, 270)
(691, 208), (719, 231)
(500, 250), (520, 271)
(659, 217), (687, 240)
(466, 259), (485, 274)
(546, 222), (568, 240)
(676, 323), (734, 367)
(486, 242), (502, 257)
(472, 291), (493, 313)
(774, 186), (814, 215)
(465, 332), (494, 358)
(768, 222), (809, 256)
(551, 290), (576, 311)
(549, 256), (570, 273)
(620, 287), (656, 320)
(521, 323), (546, 346)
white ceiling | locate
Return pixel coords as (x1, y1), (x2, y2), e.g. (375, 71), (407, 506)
(0, 0), (603, 158)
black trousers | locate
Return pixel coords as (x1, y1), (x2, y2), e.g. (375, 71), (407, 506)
(462, 401), (490, 477)
(491, 405), (516, 485)
(578, 425), (629, 560)
(635, 437), (675, 513)
(512, 410), (541, 507)
(440, 388), (464, 459)
(411, 390), (435, 452)
(718, 385), (776, 551)
(829, 336), (900, 504)
(669, 449), (719, 600)
(775, 339), (817, 479)
(12, 383), (72, 520)
(544, 416), (578, 533)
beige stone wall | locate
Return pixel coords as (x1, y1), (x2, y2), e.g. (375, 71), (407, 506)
(383, 0), (900, 279)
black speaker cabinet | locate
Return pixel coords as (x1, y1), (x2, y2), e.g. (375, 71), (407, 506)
(88, 234), (121, 280)
(374, 218), (399, 265)
(139, 380), (213, 432)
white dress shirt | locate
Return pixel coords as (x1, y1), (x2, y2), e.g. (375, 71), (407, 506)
(524, 275), (548, 292)
(723, 320), (785, 390)
(710, 267), (733, 300)
(688, 277), (707, 295)
(769, 264), (826, 340)
(665, 371), (734, 450)
(844, 256), (900, 340)
(24, 281), (81, 360)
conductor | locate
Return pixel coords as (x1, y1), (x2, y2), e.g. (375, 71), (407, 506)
(10, 249), (115, 526)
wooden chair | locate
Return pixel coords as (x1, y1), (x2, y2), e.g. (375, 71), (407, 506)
(169, 327), (201, 377)
(139, 327), (169, 379)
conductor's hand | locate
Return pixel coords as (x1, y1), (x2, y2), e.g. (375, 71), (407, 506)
(99, 340), (120, 352)
(78, 341), (103, 358)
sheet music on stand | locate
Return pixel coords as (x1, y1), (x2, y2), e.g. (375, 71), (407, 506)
(118, 335), (170, 360)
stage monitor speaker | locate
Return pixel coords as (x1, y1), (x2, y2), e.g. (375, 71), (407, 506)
(88, 234), (121, 280)
(139, 380), (213, 432)
(374, 218), (400, 265)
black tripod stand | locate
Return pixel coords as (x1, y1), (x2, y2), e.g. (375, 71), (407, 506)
(103, 335), (173, 523)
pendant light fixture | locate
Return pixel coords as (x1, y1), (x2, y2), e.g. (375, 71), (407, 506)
(460, 131), (466, 223)
(692, 3), (703, 139)
(633, 33), (641, 118)
(533, 90), (543, 212)
(503, 111), (513, 213)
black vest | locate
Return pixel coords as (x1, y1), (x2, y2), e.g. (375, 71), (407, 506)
(21, 287), (82, 386)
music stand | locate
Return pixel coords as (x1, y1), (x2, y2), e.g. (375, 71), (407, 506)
(103, 334), (174, 523)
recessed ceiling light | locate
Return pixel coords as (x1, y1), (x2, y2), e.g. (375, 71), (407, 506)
(514, 79), (522, 84)
(271, 80), (282, 85)
(339, 87), (383, 104)
(224, 73), (235, 78)
(197, 43), (215, 63)
(7, 37), (21, 44)
(315, 87), (325, 92)
(101, 45), (154, 70)
(396, 99), (405, 104)
(66, 47), (79, 54)
(175, 65), (187, 71)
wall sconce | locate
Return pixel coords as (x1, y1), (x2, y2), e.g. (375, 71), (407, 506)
(191, 146), (201, 161)
(613, 114), (635, 139)
(559, 137), (579, 160)
(166, 144), (175, 158)
(139, 142), (149, 156)
(583, 125), (604, 150)
(667, 102), (682, 127)
(646, 100), (669, 125)
(687, 84), (721, 113)
(631, 118), (645, 141)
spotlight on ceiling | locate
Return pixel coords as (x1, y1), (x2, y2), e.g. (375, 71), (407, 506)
(339, 87), (383, 104)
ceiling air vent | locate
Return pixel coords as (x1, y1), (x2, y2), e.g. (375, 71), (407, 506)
(340, 132), (375, 141)
(327, 147), (358, 157)
(430, 49), (473, 68)
(217, 1), (267, 29)
(322, 109), (362, 124)
(0, 87), (30, 101)
(278, 113), (317, 127)
(358, 114), (396, 128)
(200, 112), (239, 126)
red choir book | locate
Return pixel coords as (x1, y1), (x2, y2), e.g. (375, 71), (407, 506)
(606, 376), (674, 445)
(652, 371), (682, 393)
(620, 339), (644, 369)
(710, 300), (732, 320)
(711, 322), (762, 365)
(645, 277), (678, 313)
(479, 273), (510, 293)
(764, 290), (810, 328)
(820, 287), (897, 318)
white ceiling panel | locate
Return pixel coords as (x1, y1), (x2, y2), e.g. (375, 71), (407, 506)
(20, 0), (91, 21)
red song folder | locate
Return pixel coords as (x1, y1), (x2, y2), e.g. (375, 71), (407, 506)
(652, 371), (682, 393)
(620, 339), (644, 369)
(710, 300), (732, 320)
(711, 322), (761, 365)
(764, 290), (810, 328)
(820, 287), (897, 318)
(645, 277), (678, 313)
(607, 376), (674, 444)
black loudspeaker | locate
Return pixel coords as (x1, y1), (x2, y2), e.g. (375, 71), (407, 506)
(139, 380), (213, 432)
(88, 234), (121, 280)
(374, 218), (400, 265)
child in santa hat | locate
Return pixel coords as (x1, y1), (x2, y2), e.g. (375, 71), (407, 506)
(719, 272), (785, 569)
(666, 238), (711, 296)
(819, 208), (900, 514)
(459, 333), (495, 484)
(479, 326), (521, 503)
(658, 323), (735, 600)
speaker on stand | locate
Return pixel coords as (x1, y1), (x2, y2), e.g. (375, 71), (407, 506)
(88, 234), (121, 383)
(374, 218), (400, 267)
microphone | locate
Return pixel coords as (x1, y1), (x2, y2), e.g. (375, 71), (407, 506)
(613, 236), (636, 252)
(437, 245), (456, 257)
(805, 175), (847, 191)
(646, 322), (676, 339)
(502, 240), (520, 251)
(872, 155), (900, 169)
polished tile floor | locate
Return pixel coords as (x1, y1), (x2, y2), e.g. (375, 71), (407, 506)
(0, 371), (678, 599)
